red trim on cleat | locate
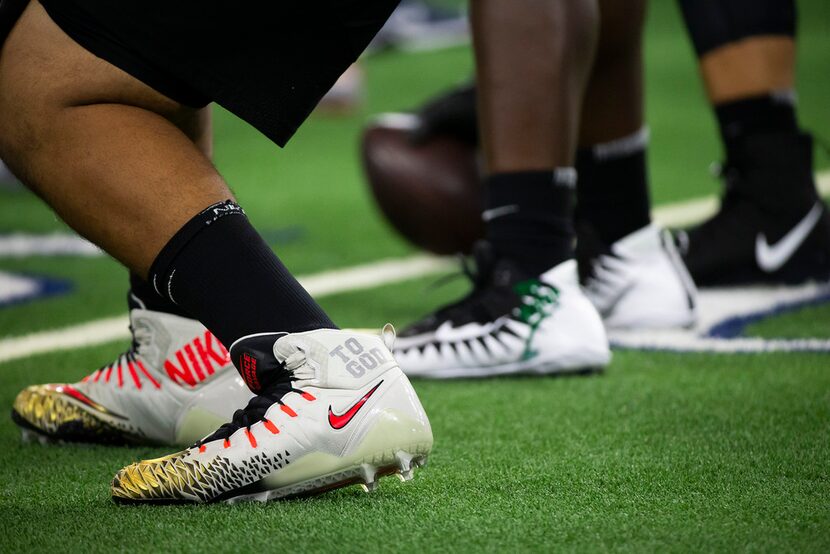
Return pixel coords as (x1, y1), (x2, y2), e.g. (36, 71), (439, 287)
(245, 429), (257, 448)
(263, 419), (279, 434)
(136, 360), (162, 389)
(128, 361), (142, 389)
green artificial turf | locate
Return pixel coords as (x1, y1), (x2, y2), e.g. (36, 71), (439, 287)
(747, 302), (830, 340)
(1, 1), (829, 552)
(1, 346), (828, 553)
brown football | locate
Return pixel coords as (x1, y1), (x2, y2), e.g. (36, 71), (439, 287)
(361, 116), (484, 255)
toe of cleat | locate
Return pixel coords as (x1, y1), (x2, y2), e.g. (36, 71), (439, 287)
(12, 385), (134, 445)
(111, 451), (210, 504)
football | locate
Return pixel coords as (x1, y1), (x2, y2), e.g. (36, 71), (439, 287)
(361, 114), (484, 255)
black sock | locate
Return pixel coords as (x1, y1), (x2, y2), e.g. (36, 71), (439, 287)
(484, 169), (576, 275)
(127, 272), (192, 318)
(575, 128), (651, 245)
(715, 93), (798, 156)
(148, 200), (336, 349)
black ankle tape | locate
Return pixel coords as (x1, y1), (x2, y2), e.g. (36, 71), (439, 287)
(149, 200), (245, 302)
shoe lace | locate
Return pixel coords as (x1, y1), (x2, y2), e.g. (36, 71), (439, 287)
(430, 245), (494, 311)
(193, 351), (312, 449)
(425, 248), (490, 301)
(82, 323), (153, 386)
(415, 242), (522, 326)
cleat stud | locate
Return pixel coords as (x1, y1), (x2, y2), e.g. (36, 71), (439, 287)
(359, 463), (377, 485)
(399, 469), (414, 482)
(395, 451), (414, 472)
(361, 480), (379, 493)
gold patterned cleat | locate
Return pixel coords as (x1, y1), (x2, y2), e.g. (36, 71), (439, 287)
(10, 309), (253, 446)
(12, 384), (136, 444)
(111, 451), (232, 504)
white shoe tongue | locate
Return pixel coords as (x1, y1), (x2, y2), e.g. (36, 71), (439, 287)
(273, 334), (318, 383)
(274, 328), (398, 390)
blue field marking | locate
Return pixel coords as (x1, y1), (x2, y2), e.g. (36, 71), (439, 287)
(0, 271), (73, 309)
(608, 283), (830, 353)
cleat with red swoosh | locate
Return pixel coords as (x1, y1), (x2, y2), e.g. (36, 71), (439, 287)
(111, 327), (433, 504)
(327, 381), (383, 429)
(11, 309), (252, 446)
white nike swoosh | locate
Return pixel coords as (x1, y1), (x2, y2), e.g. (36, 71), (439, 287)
(482, 205), (519, 222)
(755, 202), (824, 273)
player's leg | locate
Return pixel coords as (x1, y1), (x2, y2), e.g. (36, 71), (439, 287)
(394, 0), (611, 378)
(125, 104), (211, 319)
(10, 103), (234, 446)
(472, 0), (596, 275)
(576, 0), (648, 243)
(2, 1), (431, 501)
(574, 0), (696, 329)
(0, 1), (335, 346)
(675, 0), (830, 285)
(2, 2), (241, 445)
(0, 2), (300, 445)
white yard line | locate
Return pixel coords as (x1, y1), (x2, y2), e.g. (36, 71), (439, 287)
(0, 316), (131, 364)
(0, 255), (455, 364)
(0, 232), (101, 258)
(296, 254), (454, 297)
(1, 170), (829, 363)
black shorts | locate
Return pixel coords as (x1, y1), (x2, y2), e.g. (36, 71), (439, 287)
(3, 0), (398, 146)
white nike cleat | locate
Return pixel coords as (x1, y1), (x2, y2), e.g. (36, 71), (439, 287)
(110, 327), (433, 504)
(579, 224), (697, 330)
(11, 309), (253, 446)
(394, 250), (611, 379)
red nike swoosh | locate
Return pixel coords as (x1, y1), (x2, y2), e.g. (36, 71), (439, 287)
(328, 381), (384, 430)
(53, 385), (128, 420)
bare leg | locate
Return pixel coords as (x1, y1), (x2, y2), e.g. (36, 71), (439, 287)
(0, 1), (228, 277)
(699, 37), (794, 105)
(471, 0), (598, 173)
(578, 0), (647, 146)
(573, 0), (652, 245)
